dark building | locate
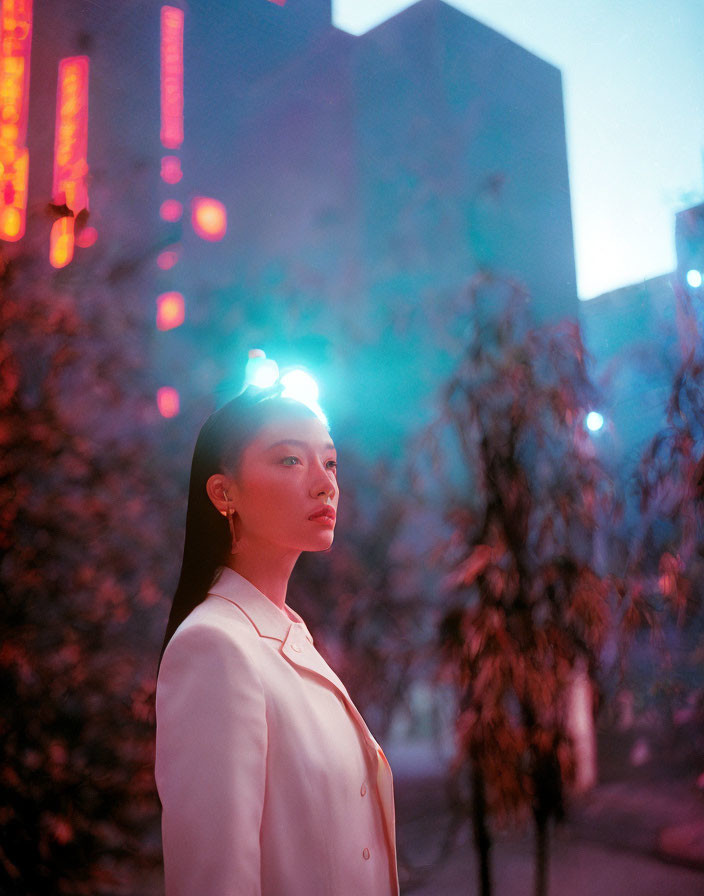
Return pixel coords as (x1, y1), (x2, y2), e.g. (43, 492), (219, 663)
(21, 0), (579, 457)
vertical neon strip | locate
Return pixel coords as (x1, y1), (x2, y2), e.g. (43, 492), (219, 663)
(0, 0), (33, 242)
(160, 6), (184, 149)
(50, 56), (89, 268)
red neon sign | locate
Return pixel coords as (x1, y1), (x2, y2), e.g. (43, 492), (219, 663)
(50, 55), (89, 268)
(160, 6), (184, 150)
(0, 0), (33, 242)
(160, 154), (182, 184)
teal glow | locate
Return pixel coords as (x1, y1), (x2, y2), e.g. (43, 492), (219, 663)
(586, 411), (604, 432)
(280, 369), (328, 427)
(245, 353), (279, 388)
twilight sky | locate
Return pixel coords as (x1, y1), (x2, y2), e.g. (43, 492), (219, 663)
(334, 0), (704, 299)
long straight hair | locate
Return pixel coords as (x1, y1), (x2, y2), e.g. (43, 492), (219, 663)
(158, 385), (320, 670)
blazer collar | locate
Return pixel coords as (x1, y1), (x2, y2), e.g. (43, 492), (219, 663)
(207, 566), (314, 645)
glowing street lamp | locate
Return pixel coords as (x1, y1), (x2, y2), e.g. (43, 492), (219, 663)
(586, 411), (604, 432)
(686, 269), (702, 289)
(156, 291), (185, 330)
(191, 196), (227, 241)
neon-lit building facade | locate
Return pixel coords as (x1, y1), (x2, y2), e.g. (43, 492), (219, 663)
(50, 55), (89, 268)
(0, 0), (33, 242)
(19, 0), (580, 447)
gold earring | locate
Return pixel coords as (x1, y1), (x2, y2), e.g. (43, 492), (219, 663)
(222, 489), (238, 555)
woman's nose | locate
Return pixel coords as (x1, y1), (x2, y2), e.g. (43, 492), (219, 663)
(310, 465), (336, 499)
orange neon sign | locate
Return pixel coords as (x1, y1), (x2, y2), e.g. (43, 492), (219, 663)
(161, 6), (184, 150)
(50, 55), (89, 268)
(0, 0), (33, 242)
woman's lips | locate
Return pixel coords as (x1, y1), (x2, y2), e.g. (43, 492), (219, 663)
(308, 507), (336, 525)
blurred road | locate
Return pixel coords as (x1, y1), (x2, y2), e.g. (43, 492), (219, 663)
(399, 826), (704, 896)
(393, 766), (704, 896)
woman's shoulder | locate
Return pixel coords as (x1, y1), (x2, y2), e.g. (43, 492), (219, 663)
(163, 596), (259, 663)
(174, 595), (257, 642)
(158, 597), (263, 690)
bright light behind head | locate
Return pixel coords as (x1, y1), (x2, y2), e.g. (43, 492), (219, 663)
(280, 368), (328, 426)
(586, 411), (604, 432)
(241, 353), (328, 426)
(686, 269), (702, 289)
(244, 350), (279, 388)
(280, 369), (319, 405)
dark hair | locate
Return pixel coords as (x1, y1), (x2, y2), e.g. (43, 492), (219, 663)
(158, 384), (324, 669)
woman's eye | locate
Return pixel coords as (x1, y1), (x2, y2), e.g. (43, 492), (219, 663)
(326, 460), (338, 472)
(282, 456), (300, 466)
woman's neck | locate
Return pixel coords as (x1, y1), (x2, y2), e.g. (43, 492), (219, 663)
(225, 546), (300, 612)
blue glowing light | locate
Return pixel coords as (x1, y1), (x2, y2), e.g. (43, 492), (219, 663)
(242, 353), (328, 426)
(586, 411), (604, 432)
(686, 269), (702, 289)
(280, 368), (328, 427)
(280, 369), (319, 405)
(244, 350), (279, 388)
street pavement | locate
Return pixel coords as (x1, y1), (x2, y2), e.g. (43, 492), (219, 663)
(391, 757), (704, 896)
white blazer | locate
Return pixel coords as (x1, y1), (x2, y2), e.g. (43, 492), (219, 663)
(155, 566), (400, 896)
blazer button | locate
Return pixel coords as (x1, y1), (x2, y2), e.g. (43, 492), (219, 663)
(360, 783), (367, 796)
(291, 643), (303, 652)
(362, 848), (370, 860)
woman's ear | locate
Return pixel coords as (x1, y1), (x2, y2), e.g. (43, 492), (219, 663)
(206, 473), (235, 516)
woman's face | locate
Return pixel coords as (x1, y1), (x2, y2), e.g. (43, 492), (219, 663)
(223, 411), (339, 555)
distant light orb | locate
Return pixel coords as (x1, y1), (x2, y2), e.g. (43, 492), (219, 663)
(586, 411), (604, 432)
(160, 155), (183, 184)
(191, 196), (227, 241)
(76, 225), (97, 248)
(157, 386), (180, 418)
(245, 350), (279, 388)
(160, 199), (183, 222)
(686, 269), (702, 289)
(157, 248), (179, 270)
(156, 291), (185, 331)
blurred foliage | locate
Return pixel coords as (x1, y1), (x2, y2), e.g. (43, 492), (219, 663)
(624, 280), (704, 717)
(414, 273), (620, 896)
(0, 231), (176, 894)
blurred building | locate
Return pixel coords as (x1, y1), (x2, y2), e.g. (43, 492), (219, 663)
(579, 201), (704, 464)
(17, 0), (579, 457)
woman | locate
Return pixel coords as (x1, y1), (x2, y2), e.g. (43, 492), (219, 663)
(155, 383), (400, 896)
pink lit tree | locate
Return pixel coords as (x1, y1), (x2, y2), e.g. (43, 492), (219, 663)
(0, 224), (184, 893)
(415, 274), (618, 896)
(625, 279), (704, 744)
